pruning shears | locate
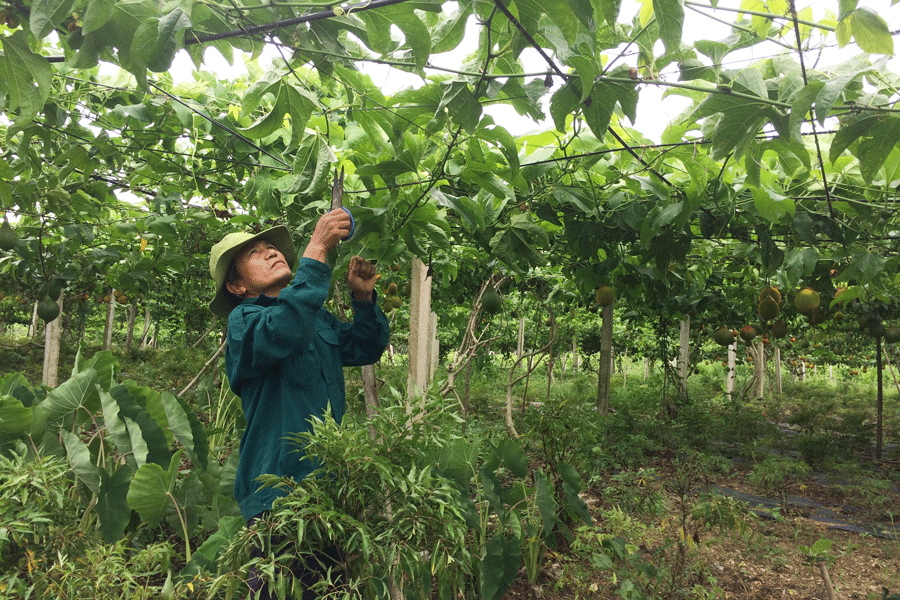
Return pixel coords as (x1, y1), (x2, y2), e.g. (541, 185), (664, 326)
(331, 166), (355, 241)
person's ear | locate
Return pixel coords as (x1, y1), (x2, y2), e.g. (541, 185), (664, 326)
(226, 281), (245, 297)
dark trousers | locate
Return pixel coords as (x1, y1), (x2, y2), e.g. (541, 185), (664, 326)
(246, 514), (344, 600)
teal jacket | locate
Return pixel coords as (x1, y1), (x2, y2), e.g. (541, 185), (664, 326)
(225, 257), (391, 522)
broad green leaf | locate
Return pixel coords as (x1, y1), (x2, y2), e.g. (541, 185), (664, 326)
(438, 80), (482, 134)
(838, 0), (859, 19)
(600, 0), (622, 24)
(0, 395), (32, 440)
(838, 251), (885, 284)
(652, 0), (685, 54)
(490, 218), (550, 272)
(109, 383), (171, 469)
(829, 112), (881, 163)
(100, 386), (136, 471)
(552, 187), (596, 215)
(127, 449), (180, 529)
(161, 392), (209, 471)
(82, 0), (116, 35)
(741, 0), (771, 38)
(29, 368), (100, 437)
(848, 8), (893, 55)
(752, 188), (795, 222)
(550, 79), (580, 133)
(814, 56), (887, 126)
(687, 73), (775, 159)
(436, 437), (480, 490)
(480, 534), (522, 600)
(788, 80), (824, 141)
(558, 462), (591, 525)
(60, 430), (101, 494)
(96, 466), (133, 543)
(835, 17), (852, 47)
(478, 126), (520, 179)
(288, 133), (335, 197)
(495, 437), (529, 478)
(29, 0), (76, 38)
(73, 349), (118, 389)
(148, 8), (192, 72)
(429, 4), (471, 54)
(434, 190), (487, 231)
(784, 247), (819, 283)
(0, 31), (54, 127)
(534, 470), (560, 540)
(180, 515), (245, 579)
(755, 223), (785, 272)
(857, 116), (900, 183)
(375, 5), (432, 72)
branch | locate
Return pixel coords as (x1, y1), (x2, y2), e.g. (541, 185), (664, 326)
(179, 337), (227, 397)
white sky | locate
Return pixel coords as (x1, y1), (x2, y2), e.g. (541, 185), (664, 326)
(171, 0), (900, 142)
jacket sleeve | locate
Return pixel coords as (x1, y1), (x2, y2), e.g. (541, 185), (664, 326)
(227, 258), (331, 383)
(332, 292), (391, 367)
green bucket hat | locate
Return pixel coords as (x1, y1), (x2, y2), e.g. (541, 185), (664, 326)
(208, 225), (296, 318)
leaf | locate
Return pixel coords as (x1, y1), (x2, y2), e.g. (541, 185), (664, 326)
(438, 80), (482, 134)
(99, 386), (136, 471)
(784, 247), (819, 283)
(108, 383), (171, 469)
(148, 8), (192, 72)
(375, 5), (432, 72)
(127, 450), (180, 529)
(814, 56), (888, 126)
(478, 125), (520, 179)
(848, 8), (893, 55)
(857, 116), (900, 183)
(752, 188), (795, 222)
(686, 74), (775, 159)
(549, 80), (581, 133)
(29, 0), (76, 39)
(829, 112), (881, 163)
(582, 83), (618, 141)
(495, 437), (529, 478)
(534, 470), (560, 540)
(436, 437), (480, 490)
(0, 395), (32, 440)
(480, 534), (522, 600)
(652, 0), (685, 54)
(82, 0), (116, 35)
(0, 31), (54, 127)
(96, 466), (133, 543)
(434, 189), (487, 231)
(600, 0), (622, 24)
(838, 251), (885, 284)
(60, 430), (101, 494)
(180, 515), (245, 579)
(788, 80), (824, 141)
(161, 392), (209, 471)
(755, 222), (785, 273)
(29, 368), (101, 437)
(287, 133), (335, 197)
(490, 217), (550, 272)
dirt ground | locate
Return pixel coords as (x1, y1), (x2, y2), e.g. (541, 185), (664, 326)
(503, 460), (900, 600)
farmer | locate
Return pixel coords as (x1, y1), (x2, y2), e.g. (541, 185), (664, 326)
(208, 209), (390, 598)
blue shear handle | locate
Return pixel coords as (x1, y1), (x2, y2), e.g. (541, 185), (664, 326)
(341, 207), (355, 240)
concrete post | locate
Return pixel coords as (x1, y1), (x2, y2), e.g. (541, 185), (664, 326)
(42, 296), (63, 387)
(406, 258), (433, 402)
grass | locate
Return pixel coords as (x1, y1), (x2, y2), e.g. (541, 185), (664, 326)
(1, 341), (898, 599)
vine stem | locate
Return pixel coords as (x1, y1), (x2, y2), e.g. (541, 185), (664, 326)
(789, 0), (835, 221)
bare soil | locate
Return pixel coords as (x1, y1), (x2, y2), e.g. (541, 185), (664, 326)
(504, 459), (900, 600)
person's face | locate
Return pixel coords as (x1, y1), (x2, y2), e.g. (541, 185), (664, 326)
(225, 239), (292, 299)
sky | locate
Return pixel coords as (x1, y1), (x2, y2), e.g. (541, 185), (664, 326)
(170, 0), (900, 143)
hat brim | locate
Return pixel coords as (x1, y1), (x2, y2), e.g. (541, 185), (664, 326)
(208, 225), (296, 319)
